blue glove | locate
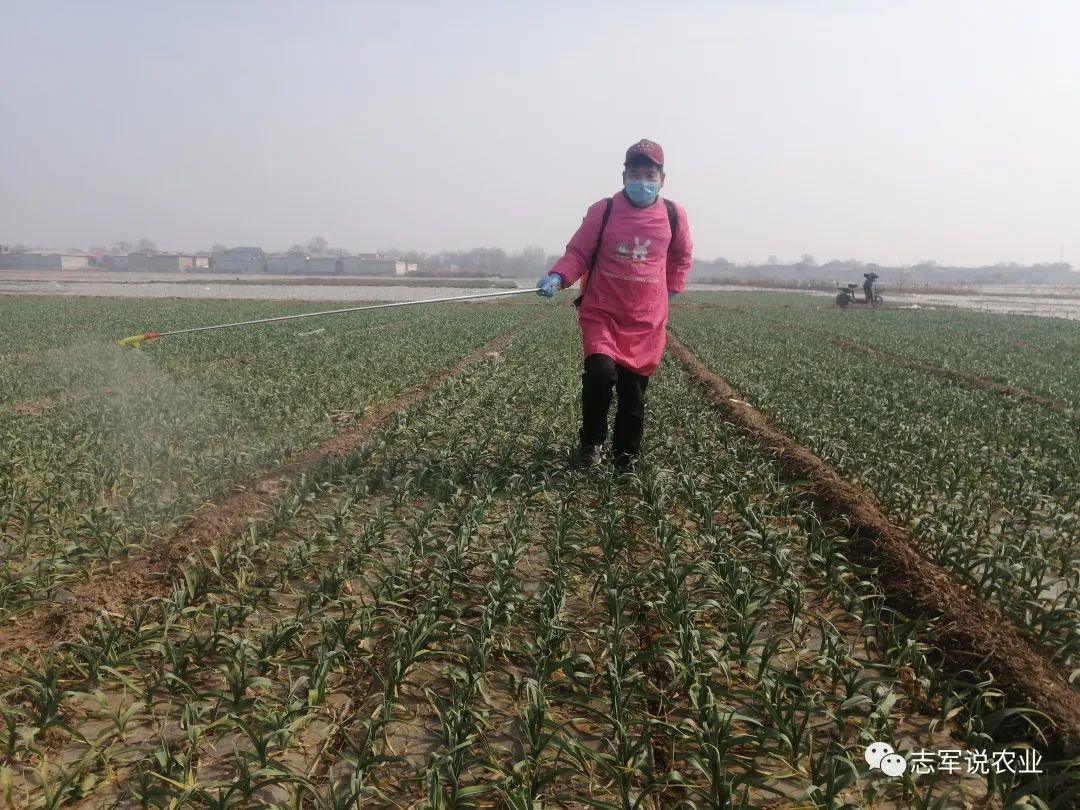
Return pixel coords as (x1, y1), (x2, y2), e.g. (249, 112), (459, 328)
(536, 273), (562, 298)
(668, 290), (678, 301)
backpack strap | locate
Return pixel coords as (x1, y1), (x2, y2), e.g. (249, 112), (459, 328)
(664, 198), (678, 245)
(592, 197), (615, 268)
(573, 197), (614, 309)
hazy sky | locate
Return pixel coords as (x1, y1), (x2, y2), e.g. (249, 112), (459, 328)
(2, 1), (1077, 266)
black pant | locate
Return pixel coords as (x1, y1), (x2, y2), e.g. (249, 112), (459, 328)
(579, 353), (649, 457)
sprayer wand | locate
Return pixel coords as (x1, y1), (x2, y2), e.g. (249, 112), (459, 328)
(115, 287), (538, 348)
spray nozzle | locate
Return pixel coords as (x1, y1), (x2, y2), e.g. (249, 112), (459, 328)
(115, 332), (161, 349)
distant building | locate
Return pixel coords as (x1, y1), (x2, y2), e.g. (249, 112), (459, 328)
(212, 247), (266, 273)
(3, 252), (90, 270)
(149, 254), (196, 272)
(138, 250), (415, 276)
(266, 253), (310, 274)
(127, 252), (154, 272)
(0, 245), (9, 255)
(302, 256), (414, 276)
(308, 256), (346, 275)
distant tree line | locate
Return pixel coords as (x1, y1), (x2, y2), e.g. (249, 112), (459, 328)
(695, 256), (1076, 287)
(6, 237), (1075, 285)
(369, 247), (1076, 284)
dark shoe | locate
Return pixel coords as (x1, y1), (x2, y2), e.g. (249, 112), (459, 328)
(576, 444), (603, 467)
(613, 452), (638, 475)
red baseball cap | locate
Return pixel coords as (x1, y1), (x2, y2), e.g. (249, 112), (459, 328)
(625, 139), (664, 168)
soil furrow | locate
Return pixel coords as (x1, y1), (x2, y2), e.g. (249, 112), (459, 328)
(829, 337), (1074, 416)
(667, 331), (1080, 761)
(5, 390), (96, 415)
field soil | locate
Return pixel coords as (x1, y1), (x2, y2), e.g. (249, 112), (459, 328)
(668, 330), (1080, 760)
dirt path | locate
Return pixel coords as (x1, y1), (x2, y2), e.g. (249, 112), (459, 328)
(6, 391), (93, 415)
(0, 322), (535, 667)
(830, 337), (1074, 416)
(667, 331), (1080, 761)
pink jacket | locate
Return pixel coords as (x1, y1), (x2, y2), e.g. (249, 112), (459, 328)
(550, 191), (693, 377)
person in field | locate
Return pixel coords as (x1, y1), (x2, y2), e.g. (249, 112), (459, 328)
(536, 139), (694, 471)
(863, 272), (879, 303)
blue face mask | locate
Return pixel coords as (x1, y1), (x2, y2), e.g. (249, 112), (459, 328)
(625, 180), (660, 206)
